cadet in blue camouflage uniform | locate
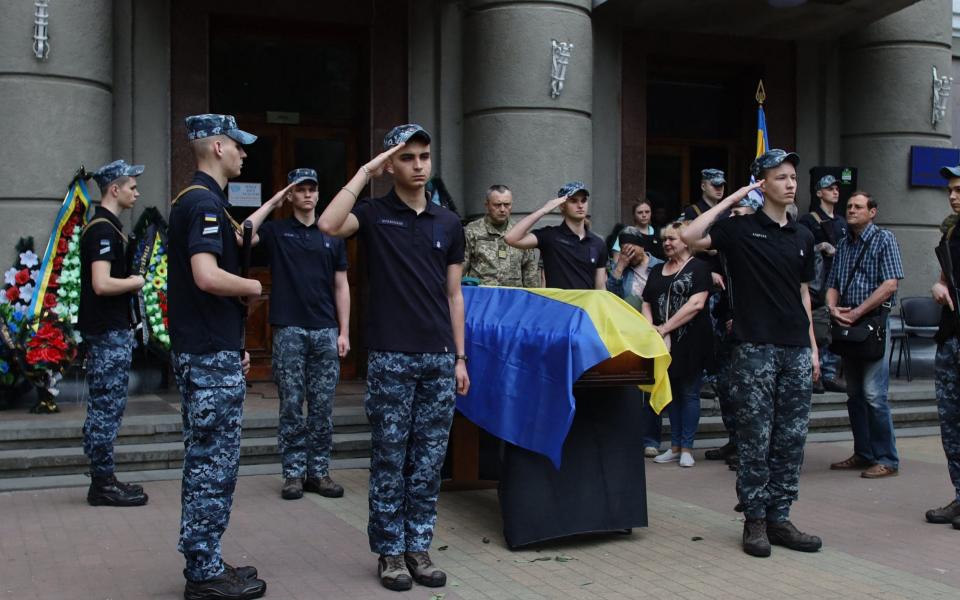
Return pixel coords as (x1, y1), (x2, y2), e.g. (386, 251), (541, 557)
(925, 165), (960, 529)
(245, 167), (350, 501)
(318, 124), (469, 592)
(168, 114), (267, 600)
(683, 150), (823, 558)
(79, 160), (149, 507)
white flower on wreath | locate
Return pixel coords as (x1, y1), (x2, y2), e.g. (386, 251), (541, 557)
(3, 268), (17, 286)
(19, 250), (39, 268)
(19, 282), (34, 303)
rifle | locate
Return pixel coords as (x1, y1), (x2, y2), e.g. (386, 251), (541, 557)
(935, 237), (960, 335)
(239, 220), (254, 378)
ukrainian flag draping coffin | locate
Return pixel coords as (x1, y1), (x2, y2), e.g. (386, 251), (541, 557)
(459, 287), (672, 468)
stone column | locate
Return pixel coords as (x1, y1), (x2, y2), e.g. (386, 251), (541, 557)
(0, 0), (114, 258)
(840, 0), (952, 297)
(462, 0), (593, 221)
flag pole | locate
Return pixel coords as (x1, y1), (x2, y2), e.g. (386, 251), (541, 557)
(756, 80), (766, 106)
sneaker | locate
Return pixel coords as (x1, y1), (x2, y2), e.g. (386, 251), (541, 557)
(830, 455), (871, 470)
(926, 499), (960, 524)
(766, 520), (822, 552)
(742, 519), (771, 557)
(644, 446), (660, 458)
(404, 551), (446, 587)
(861, 464), (898, 479)
(184, 569), (266, 600)
(705, 442), (735, 461)
(224, 562), (258, 580)
(679, 452), (695, 468)
(87, 474), (148, 507)
(281, 477), (303, 500)
(653, 449), (679, 463)
(304, 475), (344, 498)
(378, 554), (413, 591)
(823, 378), (847, 393)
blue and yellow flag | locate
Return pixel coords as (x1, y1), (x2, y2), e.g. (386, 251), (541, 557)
(459, 287), (671, 468)
(756, 105), (769, 158)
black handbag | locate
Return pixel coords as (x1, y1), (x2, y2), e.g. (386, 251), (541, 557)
(829, 237), (887, 361)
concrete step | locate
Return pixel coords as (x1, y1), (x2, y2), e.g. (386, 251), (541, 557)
(0, 433), (371, 478)
(0, 458), (371, 493)
(0, 406), (369, 450)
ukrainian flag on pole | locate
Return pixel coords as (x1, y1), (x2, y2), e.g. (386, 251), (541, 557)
(747, 80), (769, 206)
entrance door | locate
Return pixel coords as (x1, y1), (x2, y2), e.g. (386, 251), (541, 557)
(225, 124), (360, 382)
(646, 141), (736, 222)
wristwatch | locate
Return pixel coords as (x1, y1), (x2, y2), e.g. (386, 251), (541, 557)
(455, 354), (468, 363)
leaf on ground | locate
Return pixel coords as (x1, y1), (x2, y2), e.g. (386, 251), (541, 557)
(437, 545), (448, 551)
(691, 536), (703, 541)
(481, 537), (490, 544)
(554, 555), (574, 562)
(430, 594), (446, 600)
(581, 582), (593, 586)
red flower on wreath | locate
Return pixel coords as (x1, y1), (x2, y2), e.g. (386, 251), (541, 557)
(47, 273), (59, 288)
(63, 223), (76, 238)
(15, 269), (30, 285)
(5, 287), (18, 302)
(53, 255), (64, 270)
(57, 238), (68, 254)
(43, 293), (57, 309)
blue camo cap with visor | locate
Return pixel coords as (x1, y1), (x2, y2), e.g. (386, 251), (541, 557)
(287, 168), (318, 185)
(750, 149), (800, 180)
(940, 165), (960, 179)
(92, 159), (144, 194)
(701, 169), (726, 186)
(738, 192), (764, 211)
(383, 124), (431, 150)
(184, 114), (257, 145)
(816, 174), (838, 190)
(557, 181), (590, 198)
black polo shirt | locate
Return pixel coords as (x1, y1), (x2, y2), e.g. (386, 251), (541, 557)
(167, 171), (244, 354)
(682, 198), (730, 222)
(798, 206), (846, 247)
(259, 217), (346, 329)
(351, 189), (464, 353)
(533, 222), (606, 289)
(78, 206), (131, 335)
(709, 210), (816, 347)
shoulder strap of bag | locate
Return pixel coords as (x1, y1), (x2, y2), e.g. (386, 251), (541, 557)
(692, 204), (703, 217)
(170, 184), (243, 235)
(839, 235), (871, 304)
(809, 210), (837, 246)
(80, 217), (127, 244)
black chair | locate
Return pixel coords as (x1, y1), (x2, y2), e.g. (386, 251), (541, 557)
(895, 297), (941, 381)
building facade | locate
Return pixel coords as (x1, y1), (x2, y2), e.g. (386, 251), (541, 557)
(0, 0), (954, 377)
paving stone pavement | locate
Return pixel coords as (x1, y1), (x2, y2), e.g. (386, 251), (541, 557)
(1, 437), (959, 600)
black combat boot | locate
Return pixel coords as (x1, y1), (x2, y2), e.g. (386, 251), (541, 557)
(742, 518), (771, 557)
(303, 475), (344, 498)
(87, 474), (148, 507)
(184, 568), (266, 600)
(766, 520), (822, 552)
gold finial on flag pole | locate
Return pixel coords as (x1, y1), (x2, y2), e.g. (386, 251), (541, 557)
(755, 80), (767, 105)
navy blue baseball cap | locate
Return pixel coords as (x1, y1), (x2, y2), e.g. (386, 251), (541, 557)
(750, 149), (800, 179)
(558, 181), (589, 198)
(940, 165), (960, 179)
(383, 124), (431, 150)
(185, 114), (257, 145)
(816, 174), (838, 190)
(701, 169), (726, 186)
(92, 159), (144, 194)
(287, 168), (318, 185)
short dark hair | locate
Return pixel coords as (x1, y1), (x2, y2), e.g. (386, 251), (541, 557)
(849, 190), (877, 211)
(485, 184), (511, 201)
(632, 198), (653, 210)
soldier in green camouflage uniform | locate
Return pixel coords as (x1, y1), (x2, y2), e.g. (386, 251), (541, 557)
(925, 165), (960, 529)
(463, 185), (540, 287)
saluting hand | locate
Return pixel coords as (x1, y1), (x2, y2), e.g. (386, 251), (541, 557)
(362, 143), (407, 178)
(542, 195), (568, 213)
(268, 182), (296, 208)
(722, 180), (764, 206)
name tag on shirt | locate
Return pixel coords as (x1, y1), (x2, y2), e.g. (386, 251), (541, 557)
(377, 217), (407, 228)
(203, 226), (219, 235)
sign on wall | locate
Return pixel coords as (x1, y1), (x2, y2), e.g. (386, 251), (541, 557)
(911, 146), (960, 187)
(227, 182), (262, 207)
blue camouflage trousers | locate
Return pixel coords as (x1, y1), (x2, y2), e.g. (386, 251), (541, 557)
(935, 337), (960, 502)
(365, 351), (456, 556)
(713, 338), (738, 443)
(83, 329), (134, 477)
(172, 350), (245, 582)
(732, 343), (812, 522)
(273, 326), (340, 479)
